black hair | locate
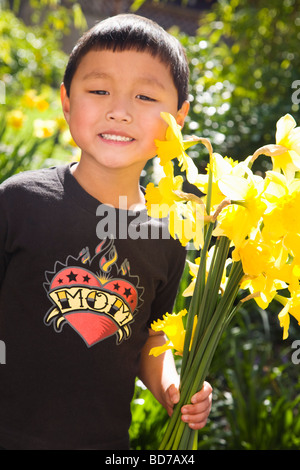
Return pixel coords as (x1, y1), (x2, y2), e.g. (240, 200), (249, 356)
(63, 14), (189, 109)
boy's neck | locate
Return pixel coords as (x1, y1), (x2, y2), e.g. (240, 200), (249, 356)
(71, 160), (146, 210)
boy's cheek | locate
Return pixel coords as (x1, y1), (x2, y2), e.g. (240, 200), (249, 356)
(68, 120), (86, 148)
(148, 115), (168, 140)
(68, 107), (93, 134)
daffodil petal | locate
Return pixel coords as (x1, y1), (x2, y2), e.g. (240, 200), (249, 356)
(276, 114), (296, 144)
(278, 302), (291, 340)
(149, 342), (173, 357)
(218, 175), (249, 200)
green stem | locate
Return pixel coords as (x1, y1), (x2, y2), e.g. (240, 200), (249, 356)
(183, 262), (244, 400)
(181, 236), (231, 384)
(159, 261), (244, 450)
(160, 313), (227, 450)
(198, 236), (231, 332)
(178, 423), (196, 450)
(181, 222), (214, 372)
(205, 158), (213, 217)
(171, 420), (186, 449)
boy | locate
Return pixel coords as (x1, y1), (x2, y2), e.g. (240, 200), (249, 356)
(0, 14), (212, 449)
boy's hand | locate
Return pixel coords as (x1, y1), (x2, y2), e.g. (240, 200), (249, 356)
(166, 381), (212, 430)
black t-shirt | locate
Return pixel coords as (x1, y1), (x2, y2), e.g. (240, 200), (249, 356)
(0, 164), (186, 449)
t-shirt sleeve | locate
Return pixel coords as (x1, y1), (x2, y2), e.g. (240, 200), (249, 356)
(148, 242), (186, 326)
(0, 190), (8, 288)
(0, 181), (13, 289)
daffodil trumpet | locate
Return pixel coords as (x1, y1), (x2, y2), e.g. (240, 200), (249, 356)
(145, 111), (300, 450)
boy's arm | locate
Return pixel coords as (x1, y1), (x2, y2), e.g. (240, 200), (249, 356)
(138, 329), (212, 429)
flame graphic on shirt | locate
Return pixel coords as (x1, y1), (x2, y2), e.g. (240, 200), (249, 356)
(43, 238), (144, 347)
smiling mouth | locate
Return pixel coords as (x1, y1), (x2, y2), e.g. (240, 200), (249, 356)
(100, 133), (134, 142)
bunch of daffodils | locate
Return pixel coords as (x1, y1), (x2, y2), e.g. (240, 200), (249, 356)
(145, 112), (300, 450)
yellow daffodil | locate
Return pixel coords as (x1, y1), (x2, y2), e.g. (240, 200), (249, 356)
(262, 173), (300, 243)
(56, 117), (69, 133)
(22, 89), (49, 111)
(281, 191), (300, 235)
(262, 178), (300, 261)
(150, 309), (197, 356)
(274, 114), (300, 180)
(233, 231), (289, 309)
(150, 309), (188, 356)
(276, 291), (300, 339)
(169, 200), (205, 249)
(241, 272), (286, 310)
(155, 112), (206, 183)
(285, 233), (300, 262)
(145, 161), (205, 248)
(21, 90), (39, 108)
(232, 231), (272, 277)
(194, 153), (254, 212)
(6, 109), (26, 129)
(236, 227), (290, 309)
(35, 96), (50, 112)
(195, 154), (237, 211)
(213, 174), (266, 249)
(155, 112), (188, 166)
(33, 119), (58, 138)
(182, 257), (200, 297)
(263, 171), (290, 203)
(251, 114), (300, 181)
(145, 163), (183, 219)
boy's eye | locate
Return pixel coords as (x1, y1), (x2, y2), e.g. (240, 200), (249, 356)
(89, 90), (109, 95)
(136, 94), (156, 102)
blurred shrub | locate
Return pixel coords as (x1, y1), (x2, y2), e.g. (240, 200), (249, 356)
(130, 380), (168, 450)
(0, 6), (81, 180)
(209, 305), (300, 450)
(0, 9), (68, 100)
(0, 90), (79, 182)
(175, 0), (300, 173)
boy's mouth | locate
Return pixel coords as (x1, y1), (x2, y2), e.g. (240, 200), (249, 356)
(99, 133), (134, 143)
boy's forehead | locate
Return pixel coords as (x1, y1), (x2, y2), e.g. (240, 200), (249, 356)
(82, 69), (167, 91)
(75, 49), (173, 84)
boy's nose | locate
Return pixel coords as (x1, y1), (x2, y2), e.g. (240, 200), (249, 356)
(106, 101), (132, 123)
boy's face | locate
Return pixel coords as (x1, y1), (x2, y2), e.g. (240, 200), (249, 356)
(61, 49), (189, 173)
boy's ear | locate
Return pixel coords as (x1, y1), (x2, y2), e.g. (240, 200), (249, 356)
(176, 100), (190, 128)
(60, 83), (70, 123)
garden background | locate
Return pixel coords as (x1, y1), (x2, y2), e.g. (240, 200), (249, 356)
(1, 0), (300, 450)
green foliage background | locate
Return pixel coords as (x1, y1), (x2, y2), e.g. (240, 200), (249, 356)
(1, 0), (300, 450)
(182, 0), (300, 174)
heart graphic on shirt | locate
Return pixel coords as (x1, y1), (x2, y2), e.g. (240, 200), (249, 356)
(46, 267), (138, 347)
